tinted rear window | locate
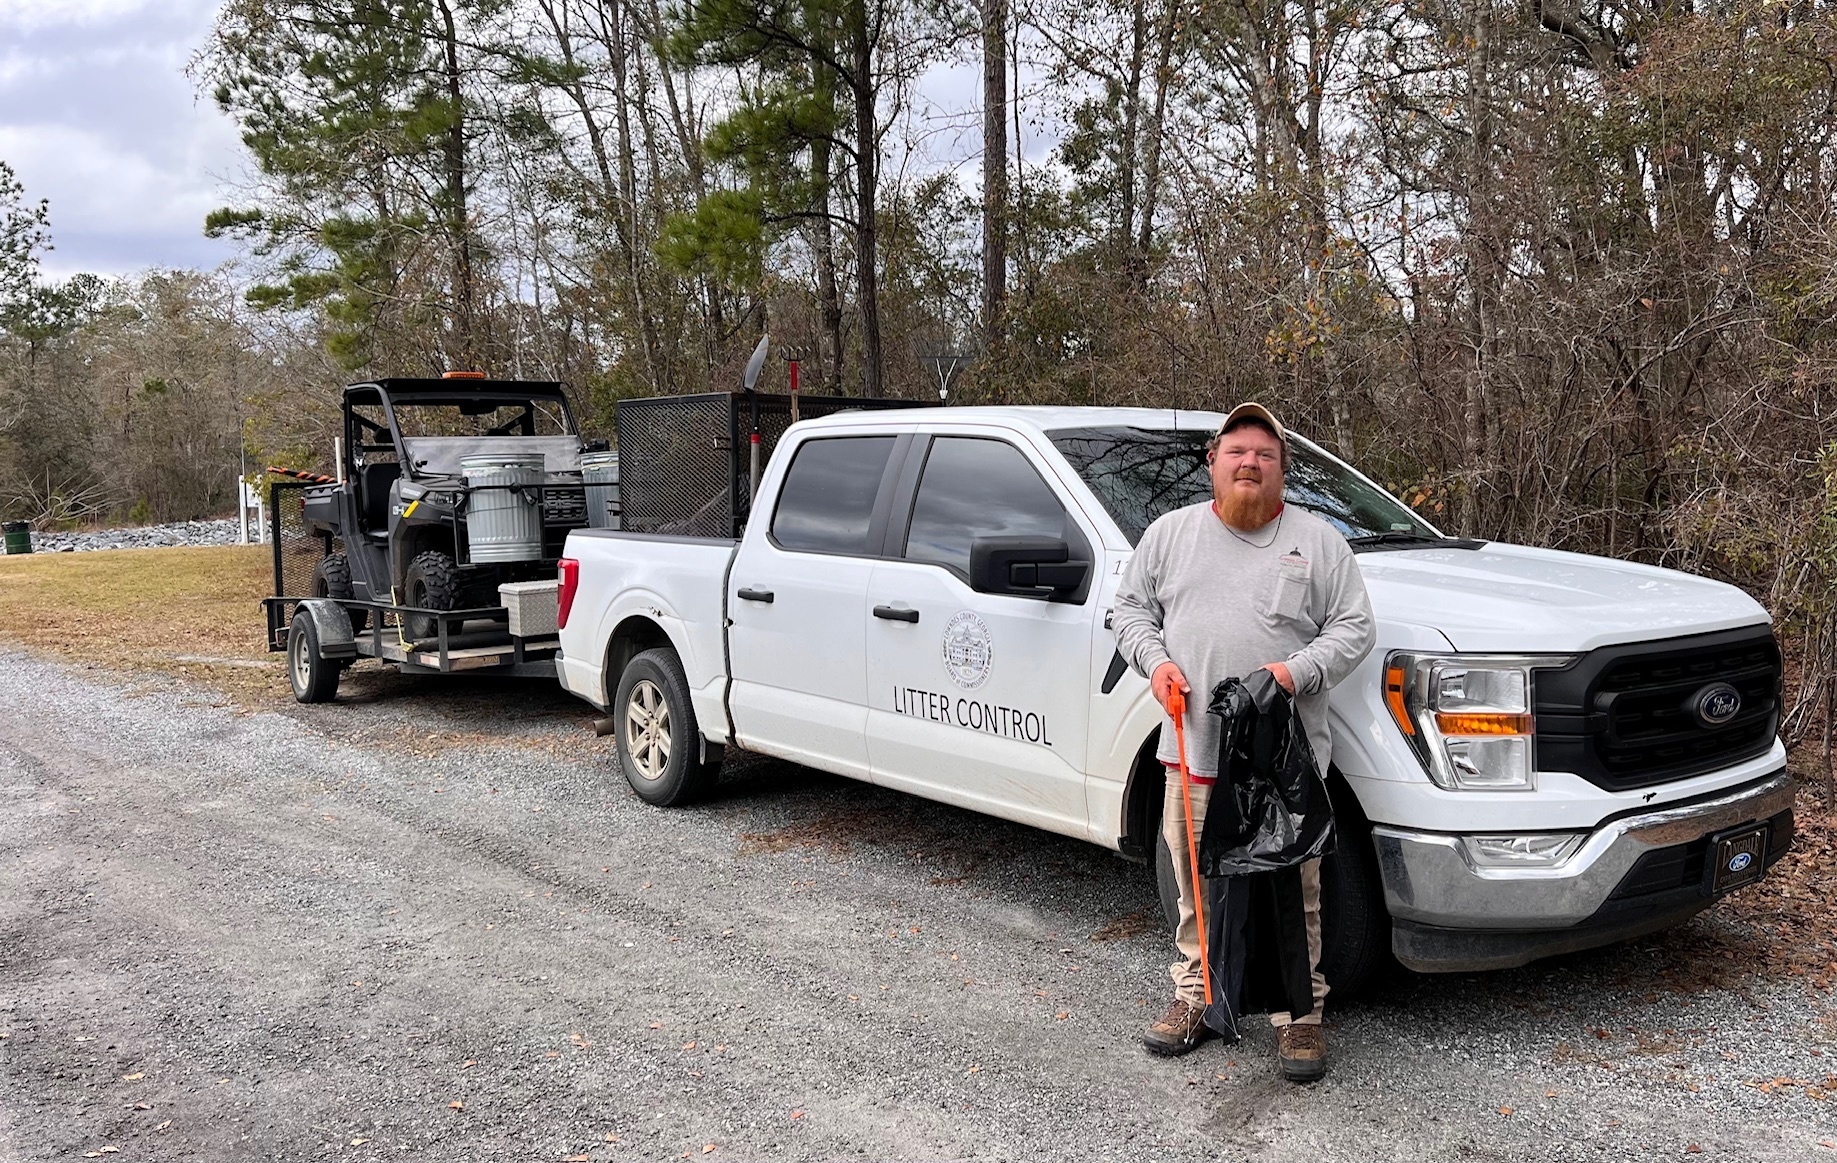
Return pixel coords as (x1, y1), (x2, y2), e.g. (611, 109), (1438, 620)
(771, 436), (897, 554)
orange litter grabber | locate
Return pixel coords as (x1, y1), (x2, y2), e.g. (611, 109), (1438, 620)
(1168, 685), (1213, 1008)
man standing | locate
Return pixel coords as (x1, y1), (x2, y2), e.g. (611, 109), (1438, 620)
(1112, 403), (1375, 1080)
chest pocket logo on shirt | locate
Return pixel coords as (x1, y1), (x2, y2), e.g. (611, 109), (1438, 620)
(1271, 549), (1311, 623)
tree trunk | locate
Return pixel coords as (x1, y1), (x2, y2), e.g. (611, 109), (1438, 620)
(849, 0), (882, 397)
(981, 0), (1008, 350)
(601, 0), (665, 391)
(435, 0), (478, 369)
(1117, 0), (1148, 258)
(1135, 0), (1177, 265)
(812, 82), (845, 394)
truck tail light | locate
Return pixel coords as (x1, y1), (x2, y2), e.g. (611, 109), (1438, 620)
(557, 558), (579, 629)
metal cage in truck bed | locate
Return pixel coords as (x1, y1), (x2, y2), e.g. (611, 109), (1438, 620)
(615, 391), (928, 539)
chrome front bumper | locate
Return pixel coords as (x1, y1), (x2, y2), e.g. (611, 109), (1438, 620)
(1371, 769), (1796, 971)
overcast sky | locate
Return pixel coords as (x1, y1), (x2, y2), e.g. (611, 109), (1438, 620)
(0, 0), (244, 280)
(0, 0), (1049, 284)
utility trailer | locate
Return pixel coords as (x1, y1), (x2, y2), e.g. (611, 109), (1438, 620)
(262, 357), (923, 703)
(260, 372), (602, 702)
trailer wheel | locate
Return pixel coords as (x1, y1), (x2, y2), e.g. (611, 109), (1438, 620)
(287, 610), (341, 703)
(612, 647), (720, 806)
(312, 553), (367, 636)
(402, 550), (460, 642)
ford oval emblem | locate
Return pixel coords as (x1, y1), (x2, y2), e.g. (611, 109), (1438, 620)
(1693, 682), (1742, 728)
(1727, 851), (1753, 873)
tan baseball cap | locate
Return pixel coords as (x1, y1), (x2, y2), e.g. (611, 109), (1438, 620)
(1217, 401), (1285, 440)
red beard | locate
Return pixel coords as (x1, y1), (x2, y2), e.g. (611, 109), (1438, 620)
(1217, 479), (1281, 530)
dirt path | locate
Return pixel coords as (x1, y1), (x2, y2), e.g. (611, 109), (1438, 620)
(1, 651), (1832, 1161)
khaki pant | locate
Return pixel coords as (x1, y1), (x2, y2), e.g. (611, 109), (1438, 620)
(1161, 771), (1326, 1025)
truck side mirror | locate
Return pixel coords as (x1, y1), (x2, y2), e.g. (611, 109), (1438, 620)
(969, 536), (1090, 601)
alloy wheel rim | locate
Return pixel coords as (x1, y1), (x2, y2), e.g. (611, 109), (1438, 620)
(625, 679), (671, 781)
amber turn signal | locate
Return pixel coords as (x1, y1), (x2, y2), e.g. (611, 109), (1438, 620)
(1433, 712), (1534, 736)
(1384, 665), (1415, 737)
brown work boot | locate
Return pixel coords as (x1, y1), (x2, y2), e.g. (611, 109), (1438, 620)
(1277, 1022), (1327, 1081)
(1143, 997), (1210, 1057)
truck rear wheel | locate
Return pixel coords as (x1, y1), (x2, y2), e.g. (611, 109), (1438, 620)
(312, 553), (366, 636)
(402, 551), (460, 642)
(613, 647), (721, 806)
(287, 610), (341, 703)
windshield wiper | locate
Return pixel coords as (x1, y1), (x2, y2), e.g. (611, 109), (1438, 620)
(1346, 531), (1451, 548)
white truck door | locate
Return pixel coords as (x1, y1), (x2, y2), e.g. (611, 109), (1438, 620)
(864, 433), (1097, 837)
(727, 433), (905, 780)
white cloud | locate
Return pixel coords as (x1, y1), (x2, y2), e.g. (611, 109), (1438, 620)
(0, 0), (244, 277)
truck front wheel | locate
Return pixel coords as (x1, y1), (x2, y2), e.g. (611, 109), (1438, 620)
(613, 647), (721, 806)
(1152, 818), (1391, 1002)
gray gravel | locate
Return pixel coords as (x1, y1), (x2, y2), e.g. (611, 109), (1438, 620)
(21, 518), (247, 553)
(0, 649), (1832, 1161)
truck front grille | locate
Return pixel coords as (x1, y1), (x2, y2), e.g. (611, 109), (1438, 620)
(1534, 627), (1782, 792)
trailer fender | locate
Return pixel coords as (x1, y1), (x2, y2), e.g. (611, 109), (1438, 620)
(296, 599), (359, 661)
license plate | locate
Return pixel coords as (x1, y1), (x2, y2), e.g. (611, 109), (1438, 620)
(1707, 825), (1768, 894)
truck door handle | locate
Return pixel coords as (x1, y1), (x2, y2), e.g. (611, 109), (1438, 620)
(873, 605), (920, 623)
(736, 587), (775, 603)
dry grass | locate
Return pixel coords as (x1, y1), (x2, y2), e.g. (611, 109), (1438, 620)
(0, 545), (286, 700)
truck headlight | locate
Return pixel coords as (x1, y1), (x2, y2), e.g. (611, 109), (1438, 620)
(1383, 652), (1573, 791)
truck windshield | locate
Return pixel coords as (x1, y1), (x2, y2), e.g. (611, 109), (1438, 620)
(1048, 426), (1442, 546)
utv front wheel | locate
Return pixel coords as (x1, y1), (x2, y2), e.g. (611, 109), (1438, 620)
(402, 551), (460, 642)
(613, 647), (721, 806)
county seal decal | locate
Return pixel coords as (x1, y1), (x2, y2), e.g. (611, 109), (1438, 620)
(941, 610), (993, 690)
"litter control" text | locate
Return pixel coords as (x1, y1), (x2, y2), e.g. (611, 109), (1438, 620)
(890, 686), (1054, 747)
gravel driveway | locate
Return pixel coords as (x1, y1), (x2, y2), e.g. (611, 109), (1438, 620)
(1, 650), (1832, 1161)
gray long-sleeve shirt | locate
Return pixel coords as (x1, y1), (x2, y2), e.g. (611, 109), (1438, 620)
(1112, 501), (1376, 776)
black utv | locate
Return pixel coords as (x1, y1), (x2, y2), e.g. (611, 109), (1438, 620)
(300, 375), (598, 640)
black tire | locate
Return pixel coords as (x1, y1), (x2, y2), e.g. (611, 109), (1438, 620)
(287, 610), (340, 703)
(1318, 787), (1393, 1001)
(612, 647), (721, 806)
(402, 550), (460, 642)
(1149, 785), (1393, 1002)
(312, 553), (367, 635)
(1155, 825), (1181, 931)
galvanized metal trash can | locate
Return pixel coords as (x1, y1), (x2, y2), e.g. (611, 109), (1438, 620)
(581, 450), (621, 530)
(2, 521), (30, 555)
(461, 454), (544, 562)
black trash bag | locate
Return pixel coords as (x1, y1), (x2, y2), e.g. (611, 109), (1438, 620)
(1198, 668), (1335, 877)
(1198, 865), (1318, 1041)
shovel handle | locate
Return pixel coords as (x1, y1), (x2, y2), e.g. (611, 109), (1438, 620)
(1168, 687), (1213, 1008)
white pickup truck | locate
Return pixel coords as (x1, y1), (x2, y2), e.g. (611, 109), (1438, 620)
(554, 405), (1794, 994)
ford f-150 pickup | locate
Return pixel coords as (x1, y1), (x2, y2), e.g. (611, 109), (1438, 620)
(554, 406), (1794, 994)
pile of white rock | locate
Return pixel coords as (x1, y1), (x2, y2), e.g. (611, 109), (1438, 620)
(25, 518), (253, 553)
